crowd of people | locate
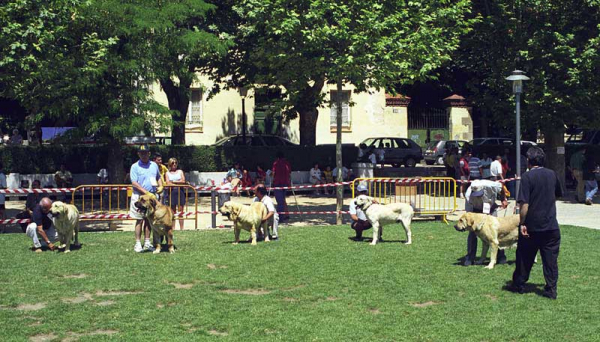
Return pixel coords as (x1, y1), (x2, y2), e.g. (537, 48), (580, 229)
(444, 147), (525, 199)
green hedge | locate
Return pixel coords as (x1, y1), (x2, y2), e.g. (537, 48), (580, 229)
(0, 145), (359, 173)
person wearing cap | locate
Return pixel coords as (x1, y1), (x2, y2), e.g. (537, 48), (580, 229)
(463, 179), (508, 266)
(129, 144), (164, 252)
(348, 184), (375, 241)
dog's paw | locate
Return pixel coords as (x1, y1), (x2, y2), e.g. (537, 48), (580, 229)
(169, 248), (175, 254)
(485, 264), (495, 269)
(405, 241), (412, 245)
(264, 237), (270, 242)
(232, 242), (239, 245)
(251, 241), (257, 246)
(370, 241), (378, 246)
(153, 249), (161, 254)
(64, 250), (70, 254)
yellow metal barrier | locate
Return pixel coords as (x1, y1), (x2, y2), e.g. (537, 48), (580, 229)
(71, 184), (198, 229)
(352, 177), (457, 222)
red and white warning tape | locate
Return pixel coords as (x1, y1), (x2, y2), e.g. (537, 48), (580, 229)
(0, 210), (353, 225)
(0, 177), (519, 195)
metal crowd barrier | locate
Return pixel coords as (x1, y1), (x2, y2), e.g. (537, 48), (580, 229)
(70, 184), (199, 229)
(352, 177), (457, 222)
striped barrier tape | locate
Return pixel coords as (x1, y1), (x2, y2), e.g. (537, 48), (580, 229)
(0, 210), (352, 225)
(3, 178), (512, 194)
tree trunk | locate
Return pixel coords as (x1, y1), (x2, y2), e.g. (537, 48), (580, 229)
(107, 142), (124, 185)
(542, 125), (566, 191)
(160, 77), (192, 145)
(479, 112), (488, 137)
(335, 79), (344, 225)
(295, 78), (325, 146)
(298, 107), (318, 146)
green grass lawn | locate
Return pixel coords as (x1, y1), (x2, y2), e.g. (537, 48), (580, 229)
(1, 222), (599, 341)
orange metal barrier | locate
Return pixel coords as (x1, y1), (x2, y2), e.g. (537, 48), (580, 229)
(352, 177), (457, 222)
(71, 184), (198, 229)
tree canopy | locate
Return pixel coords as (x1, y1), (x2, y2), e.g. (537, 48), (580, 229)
(221, 0), (474, 146)
(445, 0), (600, 180)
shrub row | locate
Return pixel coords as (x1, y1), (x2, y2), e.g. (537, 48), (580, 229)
(0, 144), (359, 173)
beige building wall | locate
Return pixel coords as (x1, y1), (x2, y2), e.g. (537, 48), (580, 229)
(151, 78), (406, 145)
(448, 107), (473, 141)
(313, 84), (407, 145)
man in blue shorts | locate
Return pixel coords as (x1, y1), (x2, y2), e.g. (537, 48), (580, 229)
(129, 144), (164, 253)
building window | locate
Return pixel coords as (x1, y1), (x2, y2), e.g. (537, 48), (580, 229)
(186, 89), (203, 130)
(330, 90), (351, 131)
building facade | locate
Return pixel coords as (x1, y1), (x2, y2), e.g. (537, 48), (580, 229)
(151, 76), (470, 146)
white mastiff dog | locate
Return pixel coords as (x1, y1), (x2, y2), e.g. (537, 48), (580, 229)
(354, 195), (414, 245)
(49, 201), (80, 253)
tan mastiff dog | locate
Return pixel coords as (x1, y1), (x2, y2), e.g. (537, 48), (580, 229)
(49, 201), (80, 253)
(454, 212), (519, 269)
(134, 194), (175, 254)
(219, 201), (268, 245)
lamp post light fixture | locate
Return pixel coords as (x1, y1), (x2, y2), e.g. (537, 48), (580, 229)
(239, 86), (249, 143)
(505, 70), (530, 213)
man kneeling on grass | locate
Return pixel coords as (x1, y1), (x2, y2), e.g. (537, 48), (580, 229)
(25, 198), (57, 252)
(348, 184), (373, 241)
(254, 185), (279, 241)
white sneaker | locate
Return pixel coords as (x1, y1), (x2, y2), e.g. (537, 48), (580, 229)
(143, 242), (155, 252)
(134, 242), (143, 253)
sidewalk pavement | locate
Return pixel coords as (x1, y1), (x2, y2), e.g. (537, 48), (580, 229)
(453, 191), (599, 230)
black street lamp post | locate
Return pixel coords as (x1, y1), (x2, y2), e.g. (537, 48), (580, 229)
(506, 70), (530, 213)
(239, 87), (249, 143)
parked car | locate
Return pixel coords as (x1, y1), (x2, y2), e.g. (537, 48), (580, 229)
(358, 137), (423, 167)
(213, 134), (297, 146)
(566, 129), (600, 146)
(469, 137), (537, 157)
(423, 140), (469, 165)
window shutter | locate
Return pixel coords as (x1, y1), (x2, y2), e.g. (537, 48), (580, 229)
(187, 89), (203, 125)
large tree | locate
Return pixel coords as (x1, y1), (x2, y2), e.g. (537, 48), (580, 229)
(225, 0), (474, 148)
(134, 0), (234, 145)
(227, 0), (474, 222)
(0, 0), (172, 181)
(448, 0), (600, 182)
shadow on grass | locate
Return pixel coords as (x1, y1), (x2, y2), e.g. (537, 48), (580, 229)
(453, 256), (516, 267)
(347, 236), (407, 244)
(502, 280), (548, 297)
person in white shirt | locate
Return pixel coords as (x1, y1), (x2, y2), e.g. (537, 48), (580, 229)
(254, 185), (279, 240)
(97, 168), (109, 184)
(309, 163), (326, 195)
(348, 184), (373, 241)
(463, 179), (508, 266)
(490, 155), (504, 181)
(332, 166), (349, 181)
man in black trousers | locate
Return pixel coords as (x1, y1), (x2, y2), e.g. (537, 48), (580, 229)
(510, 147), (563, 299)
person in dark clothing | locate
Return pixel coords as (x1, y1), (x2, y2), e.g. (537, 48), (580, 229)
(510, 147), (563, 299)
(25, 198), (57, 252)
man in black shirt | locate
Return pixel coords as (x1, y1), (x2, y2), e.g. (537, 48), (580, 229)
(510, 147), (563, 299)
(25, 197), (57, 252)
